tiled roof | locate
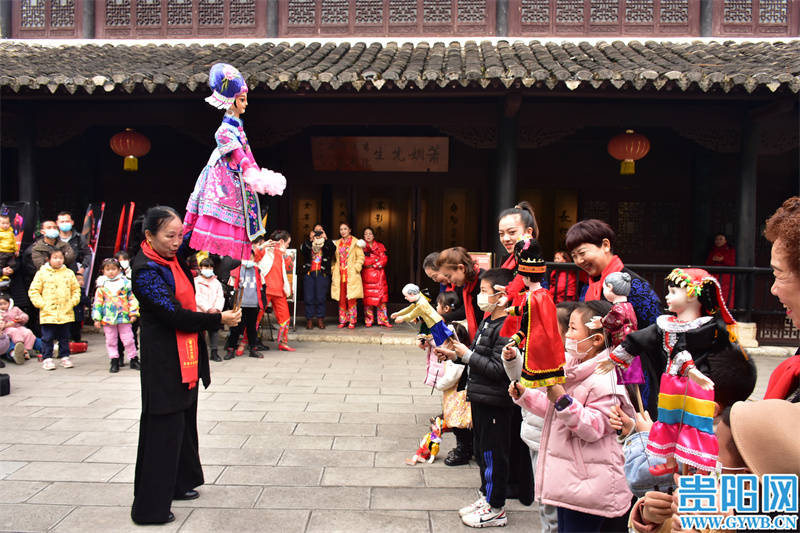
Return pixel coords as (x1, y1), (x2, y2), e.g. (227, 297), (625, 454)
(1, 39), (798, 96)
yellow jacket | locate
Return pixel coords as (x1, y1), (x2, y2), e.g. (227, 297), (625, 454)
(28, 264), (81, 324)
(331, 238), (365, 301)
(0, 228), (17, 254)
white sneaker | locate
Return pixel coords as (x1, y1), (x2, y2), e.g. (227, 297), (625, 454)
(42, 358), (56, 370)
(12, 342), (25, 365)
(459, 494), (488, 517)
(59, 357), (73, 368)
(462, 506), (507, 528)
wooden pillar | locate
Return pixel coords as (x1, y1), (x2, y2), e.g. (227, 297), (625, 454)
(83, 0), (95, 38)
(496, 0), (509, 37)
(700, 0), (713, 36)
(0, 0), (11, 38)
(735, 115), (760, 321)
(267, 0), (279, 37)
(17, 117), (38, 244)
(492, 94), (521, 260)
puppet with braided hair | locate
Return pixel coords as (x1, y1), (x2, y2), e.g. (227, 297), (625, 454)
(598, 268), (743, 475)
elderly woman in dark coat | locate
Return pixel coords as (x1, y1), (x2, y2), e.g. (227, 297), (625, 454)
(130, 206), (240, 525)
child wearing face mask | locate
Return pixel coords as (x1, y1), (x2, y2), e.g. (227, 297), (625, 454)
(195, 257), (225, 362)
(506, 300), (635, 532)
(92, 258), (140, 373)
(437, 268), (534, 528)
(226, 248), (266, 359)
(258, 230), (295, 352)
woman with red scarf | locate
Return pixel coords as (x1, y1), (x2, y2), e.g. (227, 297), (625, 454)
(130, 206), (240, 525)
(763, 197), (800, 403)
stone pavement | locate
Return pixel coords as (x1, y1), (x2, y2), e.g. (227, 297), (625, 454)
(0, 329), (788, 533)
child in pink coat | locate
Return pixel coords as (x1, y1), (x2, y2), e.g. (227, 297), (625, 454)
(505, 300), (634, 532)
(0, 294), (40, 363)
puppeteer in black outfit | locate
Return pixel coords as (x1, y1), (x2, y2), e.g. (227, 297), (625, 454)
(130, 233), (221, 525)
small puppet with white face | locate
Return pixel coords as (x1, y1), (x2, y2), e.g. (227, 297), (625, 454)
(391, 284), (453, 347)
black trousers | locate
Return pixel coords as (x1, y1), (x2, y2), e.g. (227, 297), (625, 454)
(131, 401), (203, 524)
(472, 402), (513, 509)
(226, 306), (259, 348)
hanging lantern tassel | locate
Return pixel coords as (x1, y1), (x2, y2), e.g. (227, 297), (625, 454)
(110, 128), (151, 172)
(607, 129), (650, 175)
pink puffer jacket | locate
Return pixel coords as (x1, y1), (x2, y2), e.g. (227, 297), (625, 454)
(515, 349), (634, 518)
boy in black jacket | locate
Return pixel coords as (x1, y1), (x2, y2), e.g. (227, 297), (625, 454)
(437, 268), (523, 528)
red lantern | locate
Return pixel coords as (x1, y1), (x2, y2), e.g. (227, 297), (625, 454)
(110, 129), (151, 171)
(607, 130), (650, 175)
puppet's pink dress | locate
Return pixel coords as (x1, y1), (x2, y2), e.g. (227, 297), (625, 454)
(184, 116), (264, 261)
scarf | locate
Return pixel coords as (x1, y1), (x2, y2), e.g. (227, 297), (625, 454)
(499, 252), (527, 338)
(584, 254), (625, 302)
(462, 264), (481, 342)
(764, 352), (800, 400)
(141, 241), (200, 390)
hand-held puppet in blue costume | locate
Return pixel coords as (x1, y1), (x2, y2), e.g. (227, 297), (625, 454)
(392, 284), (453, 346)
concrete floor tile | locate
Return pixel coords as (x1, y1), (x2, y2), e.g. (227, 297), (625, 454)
(7, 461), (126, 482)
(44, 418), (138, 432)
(371, 487), (477, 510)
(29, 481), (132, 506)
(107, 464), (224, 485)
(84, 446), (137, 464)
(277, 393), (346, 403)
(339, 412), (416, 425)
(202, 392), (277, 404)
(322, 467), (424, 487)
(242, 435), (333, 450)
(255, 486), (369, 510)
(105, 408), (140, 420)
(0, 429), (77, 445)
(262, 410), (340, 423)
(50, 505), (186, 533)
(0, 461), (28, 480)
(306, 510), (430, 533)
(0, 502), (74, 533)
(0, 406), (46, 417)
(333, 436), (420, 452)
(0, 480), (49, 503)
(346, 394), (413, 404)
(278, 449), (374, 468)
(208, 421), (295, 436)
(294, 422), (376, 437)
(0, 416), (59, 431)
(178, 509), (308, 533)
(215, 465), (322, 486)
(0, 444), (100, 463)
(196, 409), (266, 422)
(377, 424), (429, 439)
(171, 484), (262, 508)
(199, 447), (282, 466)
(306, 402), (378, 413)
(248, 401), (308, 412)
(62, 431), (139, 446)
(422, 467), (481, 488)
(30, 406), (118, 419)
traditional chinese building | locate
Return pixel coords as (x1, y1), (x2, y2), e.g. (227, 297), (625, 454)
(1, 1), (799, 341)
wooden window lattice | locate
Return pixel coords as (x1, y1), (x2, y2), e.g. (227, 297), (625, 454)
(389, 0), (418, 23)
(21, 0), (46, 27)
(14, 0), (82, 36)
(105, 0), (132, 26)
(198, 0), (224, 25)
(423, 0), (452, 24)
(355, 0), (384, 24)
(715, 0), (797, 34)
(51, 0), (77, 27)
(229, 0), (256, 25)
(167, 0), (193, 25)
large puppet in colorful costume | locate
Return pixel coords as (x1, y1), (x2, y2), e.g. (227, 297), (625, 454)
(184, 63), (286, 261)
(506, 238), (565, 388)
(599, 268), (743, 474)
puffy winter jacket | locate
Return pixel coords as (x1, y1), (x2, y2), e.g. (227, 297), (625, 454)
(514, 349), (634, 518)
(463, 315), (512, 407)
(300, 238), (335, 276)
(503, 355), (544, 451)
(28, 264), (81, 324)
(361, 241), (388, 306)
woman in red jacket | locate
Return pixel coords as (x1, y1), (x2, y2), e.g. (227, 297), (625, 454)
(361, 227), (391, 328)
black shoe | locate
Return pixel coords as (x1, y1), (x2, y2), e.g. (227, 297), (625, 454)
(248, 348), (264, 359)
(210, 350), (222, 362)
(119, 358), (126, 367)
(174, 490), (199, 501)
(131, 511), (174, 525)
(109, 358), (119, 373)
(444, 448), (472, 466)
(253, 343), (270, 352)
(223, 348), (235, 360)
(0, 358), (5, 368)
(129, 357), (140, 370)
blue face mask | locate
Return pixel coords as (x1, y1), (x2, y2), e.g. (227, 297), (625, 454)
(58, 223), (72, 233)
(44, 229), (59, 239)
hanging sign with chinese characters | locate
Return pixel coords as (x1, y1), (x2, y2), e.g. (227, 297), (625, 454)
(293, 196), (320, 242)
(333, 193), (349, 226)
(553, 191), (577, 250)
(312, 137), (449, 172)
(369, 198), (391, 241)
(442, 189), (467, 248)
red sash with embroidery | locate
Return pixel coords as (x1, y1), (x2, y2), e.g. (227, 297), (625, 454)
(141, 241), (200, 389)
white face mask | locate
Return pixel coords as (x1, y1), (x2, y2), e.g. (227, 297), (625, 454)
(242, 260), (255, 268)
(476, 292), (497, 312)
(565, 334), (599, 358)
(200, 269), (214, 278)
(119, 260), (129, 270)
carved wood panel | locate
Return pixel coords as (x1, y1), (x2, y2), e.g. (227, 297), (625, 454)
(713, 0), (799, 36)
(510, 0), (700, 35)
(95, 0), (265, 37)
(13, 0), (83, 37)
